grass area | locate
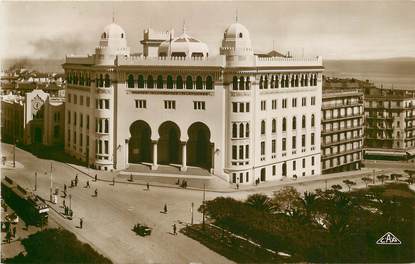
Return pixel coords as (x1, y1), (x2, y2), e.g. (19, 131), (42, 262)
(181, 224), (291, 263)
(5, 228), (112, 263)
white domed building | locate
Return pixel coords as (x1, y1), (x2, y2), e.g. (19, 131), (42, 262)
(63, 20), (325, 187)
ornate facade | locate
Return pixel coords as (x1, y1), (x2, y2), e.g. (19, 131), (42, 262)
(63, 21), (323, 184)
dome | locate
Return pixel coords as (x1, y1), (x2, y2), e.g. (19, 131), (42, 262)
(99, 22), (128, 48)
(158, 31), (209, 58)
(220, 22), (253, 56)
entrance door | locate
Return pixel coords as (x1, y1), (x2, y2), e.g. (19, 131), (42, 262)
(260, 168), (266, 181)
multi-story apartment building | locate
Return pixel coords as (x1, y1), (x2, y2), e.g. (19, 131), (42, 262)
(1, 89), (65, 146)
(63, 20), (323, 184)
(364, 87), (415, 159)
(321, 88), (364, 173)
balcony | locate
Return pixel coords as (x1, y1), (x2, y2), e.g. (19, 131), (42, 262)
(366, 115), (393, 120)
(322, 148), (363, 159)
(366, 136), (394, 141)
(322, 136), (363, 147)
(322, 101), (362, 110)
(366, 126), (394, 131)
(321, 125), (363, 135)
(322, 114), (363, 122)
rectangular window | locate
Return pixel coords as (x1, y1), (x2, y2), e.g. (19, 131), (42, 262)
(311, 156), (315, 166)
(80, 114), (83, 128)
(311, 133), (315, 145)
(302, 158), (305, 168)
(74, 112), (77, 126)
(164, 100), (176, 109)
(261, 141), (265, 156)
(193, 101), (206, 110)
(302, 134), (306, 147)
(239, 146), (244, 160)
(86, 115), (89, 130)
(80, 133), (83, 146)
(261, 100), (266, 111)
(232, 102), (238, 113)
(282, 99), (287, 108)
(67, 130), (70, 146)
(135, 100), (147, 109)
(105, 99), (110, 109)
(272, 139), (276, 153)
(86, 135), (89, 148)
(240, 103), (245, 112)
(232, 145), (237, 159)
(272, 165), (276, 176)
(311, 96), (316, 105)
(67, 111), (71, 124)
(86, 97), (90, 107)
(74, 95), (77, 104)
(80, 96), (84, 106)
(246, 102), (250, 112)
(302, 97), (306, 106)
(68, 94), (71, 103)
(245, 145), (249, 159)
(272, 99), (277, 110)
(104, 140), (109, 154)
(293, 160), (296, 170)
(292, 136), (296, 149)
(282, 138), (286, 151)
(292, 98), (297, 107)
(73, 131), (76, 144)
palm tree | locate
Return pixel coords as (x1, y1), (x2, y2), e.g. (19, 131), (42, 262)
(301, 191), (318, 221)
(343, 180), (356, 192)
(361, 177), (372, 188)
(331, 184), (343, 191)
(245, 193), (275, 214)
(377, 174), (388, 184)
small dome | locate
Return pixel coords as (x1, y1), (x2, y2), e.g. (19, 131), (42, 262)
(158, 32), (209, 58)
(220, 22), (253, 56)
(101, 23), (126, 40)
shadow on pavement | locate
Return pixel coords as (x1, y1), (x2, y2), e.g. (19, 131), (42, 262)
(18, 144), (86, 167)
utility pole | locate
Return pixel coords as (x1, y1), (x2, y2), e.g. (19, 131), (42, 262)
(49, 163), (53, 202)
(202, 183), (206, 229)
(191, 202), (194, 225)
(34, 172), (37, 191)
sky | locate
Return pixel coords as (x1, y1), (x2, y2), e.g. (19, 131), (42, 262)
(1, 1), (415, 60)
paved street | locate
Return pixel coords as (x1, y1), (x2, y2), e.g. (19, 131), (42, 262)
(1, 143), (411, 263)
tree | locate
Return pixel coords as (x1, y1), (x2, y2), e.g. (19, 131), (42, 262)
(377, 174), (388, 184)
(361, 177), (372, 188)
(343, 180), (357, 192)
(272, 186), (302, 215)
(245, 193), (275, 214)
(331, 184), (343, 191)
(404, 170), (415, 185)
(300, 191), (318, 221)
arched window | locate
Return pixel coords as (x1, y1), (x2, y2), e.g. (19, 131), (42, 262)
(264, 76), (268, 89)
(259, 76), (263, 89)
(232, 123), (237, 138)
(239, 32), (243, 38)
(127, 74), (134, 88)
(99, 74), (104, 87)
(290, 75), (295, 87)
(261, 120), (266, 135)
(285, 75), (289, 87)
(103, 32), (106, 38)
(239, 76), (245, 90)
(74, 73), (78, 85)
(104, 74), (111, 87)
(295, 75), (299, 87)
(272, 119), (276, 133)
(271, 76), (275, 89)
(186, 76), (193, 90)
(167, 75), (173, 89)
(121, 33), (124, 38)
(300, 75), (304, 86)
(138, 75), (144, 88)
(157, 75), (163, 89)
(292, 116), (297, 130)
(79, 73), (84, 86)
(305, 74), (309, 86)
(86, 74), (90, 86)
(206, 76), (213, 90)
(275, 76), (279, 88)
(233, 76), (238, 90)
(246, 77), (250, 90)
(314, 74), (318, 86)
(147, 75), (154, 88)
(282, 118), (287, 132)
(176, 76), (183, 89)
(239, 123), (244, 138)
(245, 123), (249, 137)
(196, 76), (203, 90)
(311, 114), (315, 127)
(302, 115), (306, 128)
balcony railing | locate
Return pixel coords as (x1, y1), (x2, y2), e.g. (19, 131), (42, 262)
(321, 125), (363, 135)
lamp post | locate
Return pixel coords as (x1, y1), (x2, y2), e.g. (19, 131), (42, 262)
(191, 202), (194, 225)
(49, 163), (53, 202)
(34, 172), (37, 191)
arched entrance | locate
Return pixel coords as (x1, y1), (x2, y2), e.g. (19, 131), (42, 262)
(129, 120), (152, 163)
(187, 122), (212, 170)
(158, 121), (181, 165)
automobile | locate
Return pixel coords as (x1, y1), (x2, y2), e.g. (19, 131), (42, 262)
(132, 223), (152, 236)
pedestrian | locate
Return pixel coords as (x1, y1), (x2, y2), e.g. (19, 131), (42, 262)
(176, 178), (180, 185)
(80, 218), (83, 229)
(63, 190), (67, 198)
(94, 188), (98, 197)
(86, 180), (90, 188)
(164, 204), (168, 214)
(75, 174), (78, 182)
(173, 224), (177, 235)
(94, 174), (97, 182)
(70, 180), (74, 188)
(236, 183), (239, 190)
(112, 177), (115, 186)
(64, 184), (67, 192)
(146, 182), (150, 191)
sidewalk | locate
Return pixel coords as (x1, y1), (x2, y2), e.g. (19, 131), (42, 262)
(66, 163), (390, 193)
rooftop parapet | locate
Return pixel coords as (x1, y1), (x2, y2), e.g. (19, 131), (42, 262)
(116, 55), (226, 67)
(65, 55), (95, 65)
(256, 56), (323, 68)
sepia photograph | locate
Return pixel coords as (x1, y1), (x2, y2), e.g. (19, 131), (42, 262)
(0, 1), (414, 263)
